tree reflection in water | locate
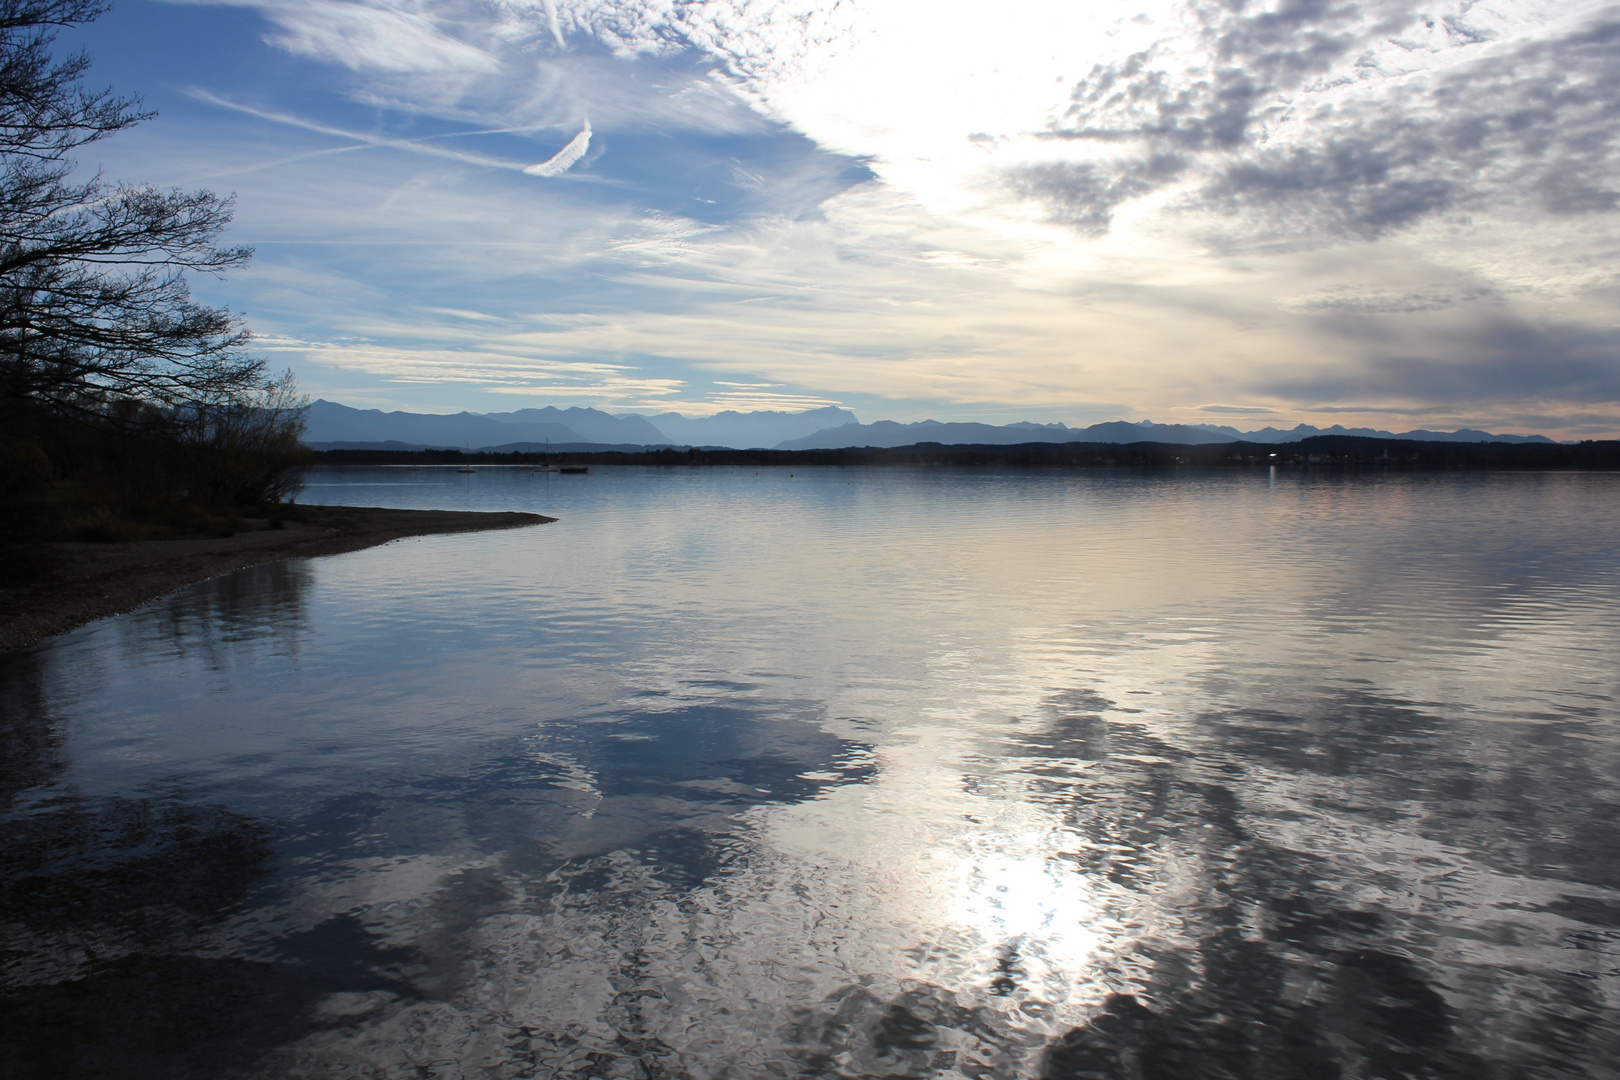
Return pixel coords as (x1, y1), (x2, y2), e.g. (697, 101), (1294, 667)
(125, 559), (315, 665)
(0, 560), (374, 1078)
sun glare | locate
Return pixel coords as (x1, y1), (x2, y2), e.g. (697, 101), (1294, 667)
(947, 830), (1104, 992)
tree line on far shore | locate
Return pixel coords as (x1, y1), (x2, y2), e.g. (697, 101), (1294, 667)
(311, 437), (1620, 470)
(0, 0), (309, 542)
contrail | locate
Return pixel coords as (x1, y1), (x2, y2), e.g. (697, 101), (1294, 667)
(525, 120), (592, 176)
(542, 0), (565, 48)
(189, 90), (527, 172)
(191, 90), (603, 183)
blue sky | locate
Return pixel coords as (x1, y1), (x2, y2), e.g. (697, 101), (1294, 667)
(67, 0), (1620, 436)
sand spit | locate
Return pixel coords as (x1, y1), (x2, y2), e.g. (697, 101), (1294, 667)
(0, 506), (555, 653)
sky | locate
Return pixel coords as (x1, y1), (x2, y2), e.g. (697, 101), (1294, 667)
(66, 0), (1620, 436)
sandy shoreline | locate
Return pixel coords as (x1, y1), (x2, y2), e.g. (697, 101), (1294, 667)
(0, 505), (555, 654)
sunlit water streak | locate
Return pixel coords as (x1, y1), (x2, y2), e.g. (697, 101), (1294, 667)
(2, 466), (1618, 1078)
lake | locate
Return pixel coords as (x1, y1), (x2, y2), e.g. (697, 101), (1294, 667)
(3, 465), (1618, 1078)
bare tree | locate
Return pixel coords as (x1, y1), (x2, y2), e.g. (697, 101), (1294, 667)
(0, 0), (262, 419)
(173, 368), (311, 505)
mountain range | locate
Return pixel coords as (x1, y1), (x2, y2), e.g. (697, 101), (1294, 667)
(303, 401), (859, 450)
(779, 419), (1556, 449)
(302, 400), (1555, 451)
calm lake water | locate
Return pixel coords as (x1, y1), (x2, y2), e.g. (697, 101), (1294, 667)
(3, 465), (1619, 1079)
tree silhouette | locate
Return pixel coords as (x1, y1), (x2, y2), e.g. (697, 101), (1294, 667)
(0, 0), (262, 419)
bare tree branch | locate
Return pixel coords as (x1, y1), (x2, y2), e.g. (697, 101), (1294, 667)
(0, 0), (263, 419)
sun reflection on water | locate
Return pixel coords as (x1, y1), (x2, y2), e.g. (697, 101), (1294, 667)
(947, 830), (1105, 997)
(7, 469), (1620, 1078)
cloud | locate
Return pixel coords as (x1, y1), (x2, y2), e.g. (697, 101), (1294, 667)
(548, 0), (857, 81)
(524, 120), (593, 175)
(182, 0), (1620, 248)
(1012, 3), (1620, 242)
(1197, 14), (1620, 241)
(170, 0), (781, 138)
(142, 0), (1620, 436)
(1263, 314), (1620, 405)
(1275, 285), (1503, 315)
(1002, 154), (1185, 235)
(607, 211), (719, 261)
(207, 1), (1620, 244)
(1056, 0), (1383, 152)
(663, 387), (846, 413)
(249, 0), (498, 75)
(541, 0), (564, 49)
(275, 336), (689, 400)
(1201, 137), (1457, 240)
(1198, 404), (1281, 415)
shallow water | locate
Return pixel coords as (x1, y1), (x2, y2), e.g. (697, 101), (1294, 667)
(3, 465), (1619, 1078)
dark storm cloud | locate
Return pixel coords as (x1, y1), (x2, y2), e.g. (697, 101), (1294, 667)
(1263, 315), (1620, 403)
(1013, 3), (1620, 242)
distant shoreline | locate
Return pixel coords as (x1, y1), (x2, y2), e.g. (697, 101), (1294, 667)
(310, 435), (1620, 471)
(0, 506), (554, 655)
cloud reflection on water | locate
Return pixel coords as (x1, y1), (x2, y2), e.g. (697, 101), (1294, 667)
(2, 467), (1619, 1077)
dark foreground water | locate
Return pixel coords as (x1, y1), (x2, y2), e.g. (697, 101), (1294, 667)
(3, 466), (1618, 1079)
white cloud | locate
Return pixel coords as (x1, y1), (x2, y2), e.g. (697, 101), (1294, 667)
(276, 336), (689, 400)
(249, 0), (498, 74)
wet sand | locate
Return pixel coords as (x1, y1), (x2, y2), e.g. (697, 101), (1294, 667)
(0, 506), (555, 654)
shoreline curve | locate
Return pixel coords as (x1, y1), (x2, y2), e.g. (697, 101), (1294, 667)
(1, 506), (556, 655)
